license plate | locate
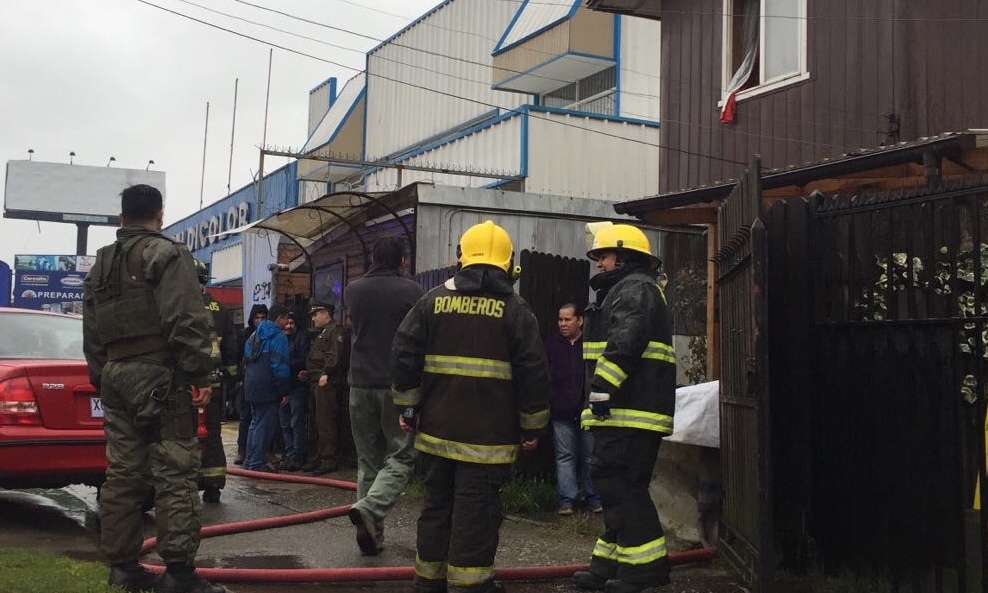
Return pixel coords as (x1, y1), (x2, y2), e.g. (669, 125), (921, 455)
(90, 397), (104, 419)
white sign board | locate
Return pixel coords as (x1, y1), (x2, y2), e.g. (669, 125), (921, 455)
(4, 160), (166, 225)
(242, 230), (279, 325)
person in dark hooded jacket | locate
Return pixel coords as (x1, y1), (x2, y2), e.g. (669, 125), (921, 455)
(392, 220), (550, 593)
(572, 223), (676, 593)
(234, 304), (268, 464)
(242, 305), (291, 471)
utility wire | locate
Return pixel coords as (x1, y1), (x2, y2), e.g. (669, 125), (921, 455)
(225, 0), (918, 139)
(138, 0), (922, 165)
(166, 0), (893, 155)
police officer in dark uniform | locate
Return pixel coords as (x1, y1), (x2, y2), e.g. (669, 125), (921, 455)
(302, 301), (341, 475)
(83, 184), (225, 593)
(194, 259), (238, 503)
(392, 220), (551, 593)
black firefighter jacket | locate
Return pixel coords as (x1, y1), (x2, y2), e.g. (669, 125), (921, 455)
(582, 266), (676, 434)
(391, 265), (550, 465)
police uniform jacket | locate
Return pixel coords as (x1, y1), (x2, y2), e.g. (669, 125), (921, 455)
(581, 265), (676, 434)
(391, 265), (550, 465)
(306, 322), (341, 383)
(83, 226), (216, 388)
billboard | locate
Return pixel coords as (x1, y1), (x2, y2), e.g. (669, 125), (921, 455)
(13, 255), (95, 314)
(4, 160), (166, 225)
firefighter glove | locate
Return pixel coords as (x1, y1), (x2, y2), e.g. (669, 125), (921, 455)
(589, 391), (611, 419)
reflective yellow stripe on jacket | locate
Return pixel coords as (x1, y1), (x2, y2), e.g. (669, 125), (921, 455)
(581, 407), (674, 434)
(424, 355), (512, 380)
(392, 386), (422, 407)
(592, 536), (668, 565)
(584, 341), (675, 389)
(415, 431), (519, 464)
(519, 408), (550, 432)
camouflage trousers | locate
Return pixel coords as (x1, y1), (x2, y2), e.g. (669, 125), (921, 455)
(99, 359), (202, 566)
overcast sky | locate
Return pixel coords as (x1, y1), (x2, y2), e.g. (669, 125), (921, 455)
(0, 0), (440, 266)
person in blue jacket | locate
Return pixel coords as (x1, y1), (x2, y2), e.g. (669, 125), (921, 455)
(242, 304), (292, 472)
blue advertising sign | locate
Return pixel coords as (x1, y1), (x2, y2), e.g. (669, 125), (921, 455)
(0, 261), (10, 307)
(13, 255), (95, 314)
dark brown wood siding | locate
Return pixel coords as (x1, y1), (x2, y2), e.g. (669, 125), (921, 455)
(658, 0), (988, 194)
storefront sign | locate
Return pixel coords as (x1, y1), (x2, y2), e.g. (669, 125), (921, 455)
(170, 201), (250, 251)
(13, 255), (95, 313)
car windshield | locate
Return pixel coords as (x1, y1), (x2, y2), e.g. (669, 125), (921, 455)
(0, 312), (85, 360)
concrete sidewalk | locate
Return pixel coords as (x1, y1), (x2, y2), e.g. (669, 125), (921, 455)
(203, 422), (740, 593)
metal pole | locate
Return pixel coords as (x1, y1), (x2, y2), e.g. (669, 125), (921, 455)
(199, 101), (210, 209)
(228, 78), (239, 195)
(75, 223), (89, 256)
(257, 49), (273, 218)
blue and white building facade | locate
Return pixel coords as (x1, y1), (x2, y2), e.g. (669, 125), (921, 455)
(299, 0), (661, 202)
(162, 162), (300, 285)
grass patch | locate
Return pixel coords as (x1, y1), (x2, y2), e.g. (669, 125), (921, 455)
(553, 513), (596, 536)
(500, 476), (556, 515)
(0, 548), (116, 593)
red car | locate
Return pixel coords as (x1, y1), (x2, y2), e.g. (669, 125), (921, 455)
(0, 308), (104, 489)
(0, 308), (207, 490)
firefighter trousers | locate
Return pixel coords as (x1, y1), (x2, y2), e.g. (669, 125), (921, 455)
(198, 394), (226, 491)
(414, 454), (511, 593)
(588, 427), (670, 586)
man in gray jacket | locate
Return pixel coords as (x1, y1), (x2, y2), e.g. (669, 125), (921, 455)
(343, 236), (424, 555)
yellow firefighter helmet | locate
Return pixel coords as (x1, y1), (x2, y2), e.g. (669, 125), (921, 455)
(458, 220), (513, 272)
(587, 223), (660, 267)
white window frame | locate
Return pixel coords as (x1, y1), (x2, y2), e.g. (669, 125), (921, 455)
(720, 0), (808, 105)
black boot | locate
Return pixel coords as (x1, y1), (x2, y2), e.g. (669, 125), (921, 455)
(155, 566), (226, 593)
(108, 563), (158, 592)
(572, 570), (609, 591)
(201, 487), (221, 504)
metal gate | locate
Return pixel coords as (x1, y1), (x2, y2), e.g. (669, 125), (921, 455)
(714, 157), (773, 592)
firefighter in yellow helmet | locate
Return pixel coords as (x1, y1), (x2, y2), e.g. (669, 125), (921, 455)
(572, 222), (676, 593)
(392, 220), (550, 593)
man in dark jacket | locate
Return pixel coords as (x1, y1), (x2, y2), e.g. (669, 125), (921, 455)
(278, 311), (310, 471)
(83, 184), (225, 593)
(343, 236), (424, 555)
(242, 305), (291, 472)
(572, 223), (676, 593)
(545, 303), (601, 516)
(235, 303), (268, 464)
(393, 221), (550, 593)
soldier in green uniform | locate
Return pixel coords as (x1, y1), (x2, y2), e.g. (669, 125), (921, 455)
(301, 301), (341, 475)
(83, 184), (225, 593)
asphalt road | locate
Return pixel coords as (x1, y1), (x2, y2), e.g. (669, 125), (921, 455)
(0, 424), (742, 593)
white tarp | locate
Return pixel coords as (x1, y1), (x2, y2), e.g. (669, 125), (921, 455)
(666, 380), (720, 448)
(241, 230), (280, 325)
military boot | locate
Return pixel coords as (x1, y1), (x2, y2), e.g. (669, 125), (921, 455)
(155, 565), (226, 593)
(108, 562), (158, 592)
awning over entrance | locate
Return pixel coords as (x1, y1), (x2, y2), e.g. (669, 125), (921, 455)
(218, 185), (417, 272)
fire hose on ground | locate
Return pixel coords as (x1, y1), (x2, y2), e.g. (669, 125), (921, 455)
(138, 466), (718, 584)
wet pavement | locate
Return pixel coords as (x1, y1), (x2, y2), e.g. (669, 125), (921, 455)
(0, 423), (743, 593)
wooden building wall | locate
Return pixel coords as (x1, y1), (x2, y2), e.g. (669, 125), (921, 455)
(658, 0), (988, 194)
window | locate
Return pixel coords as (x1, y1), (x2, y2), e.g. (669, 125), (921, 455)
(541, 66), (617, 116)
(723, 0), (806, 97)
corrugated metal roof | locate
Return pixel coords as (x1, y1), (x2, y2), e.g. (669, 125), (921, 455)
(302, 72), (365, 154)
(615, 132), (984, 215)
(493, 0), (581, 55)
